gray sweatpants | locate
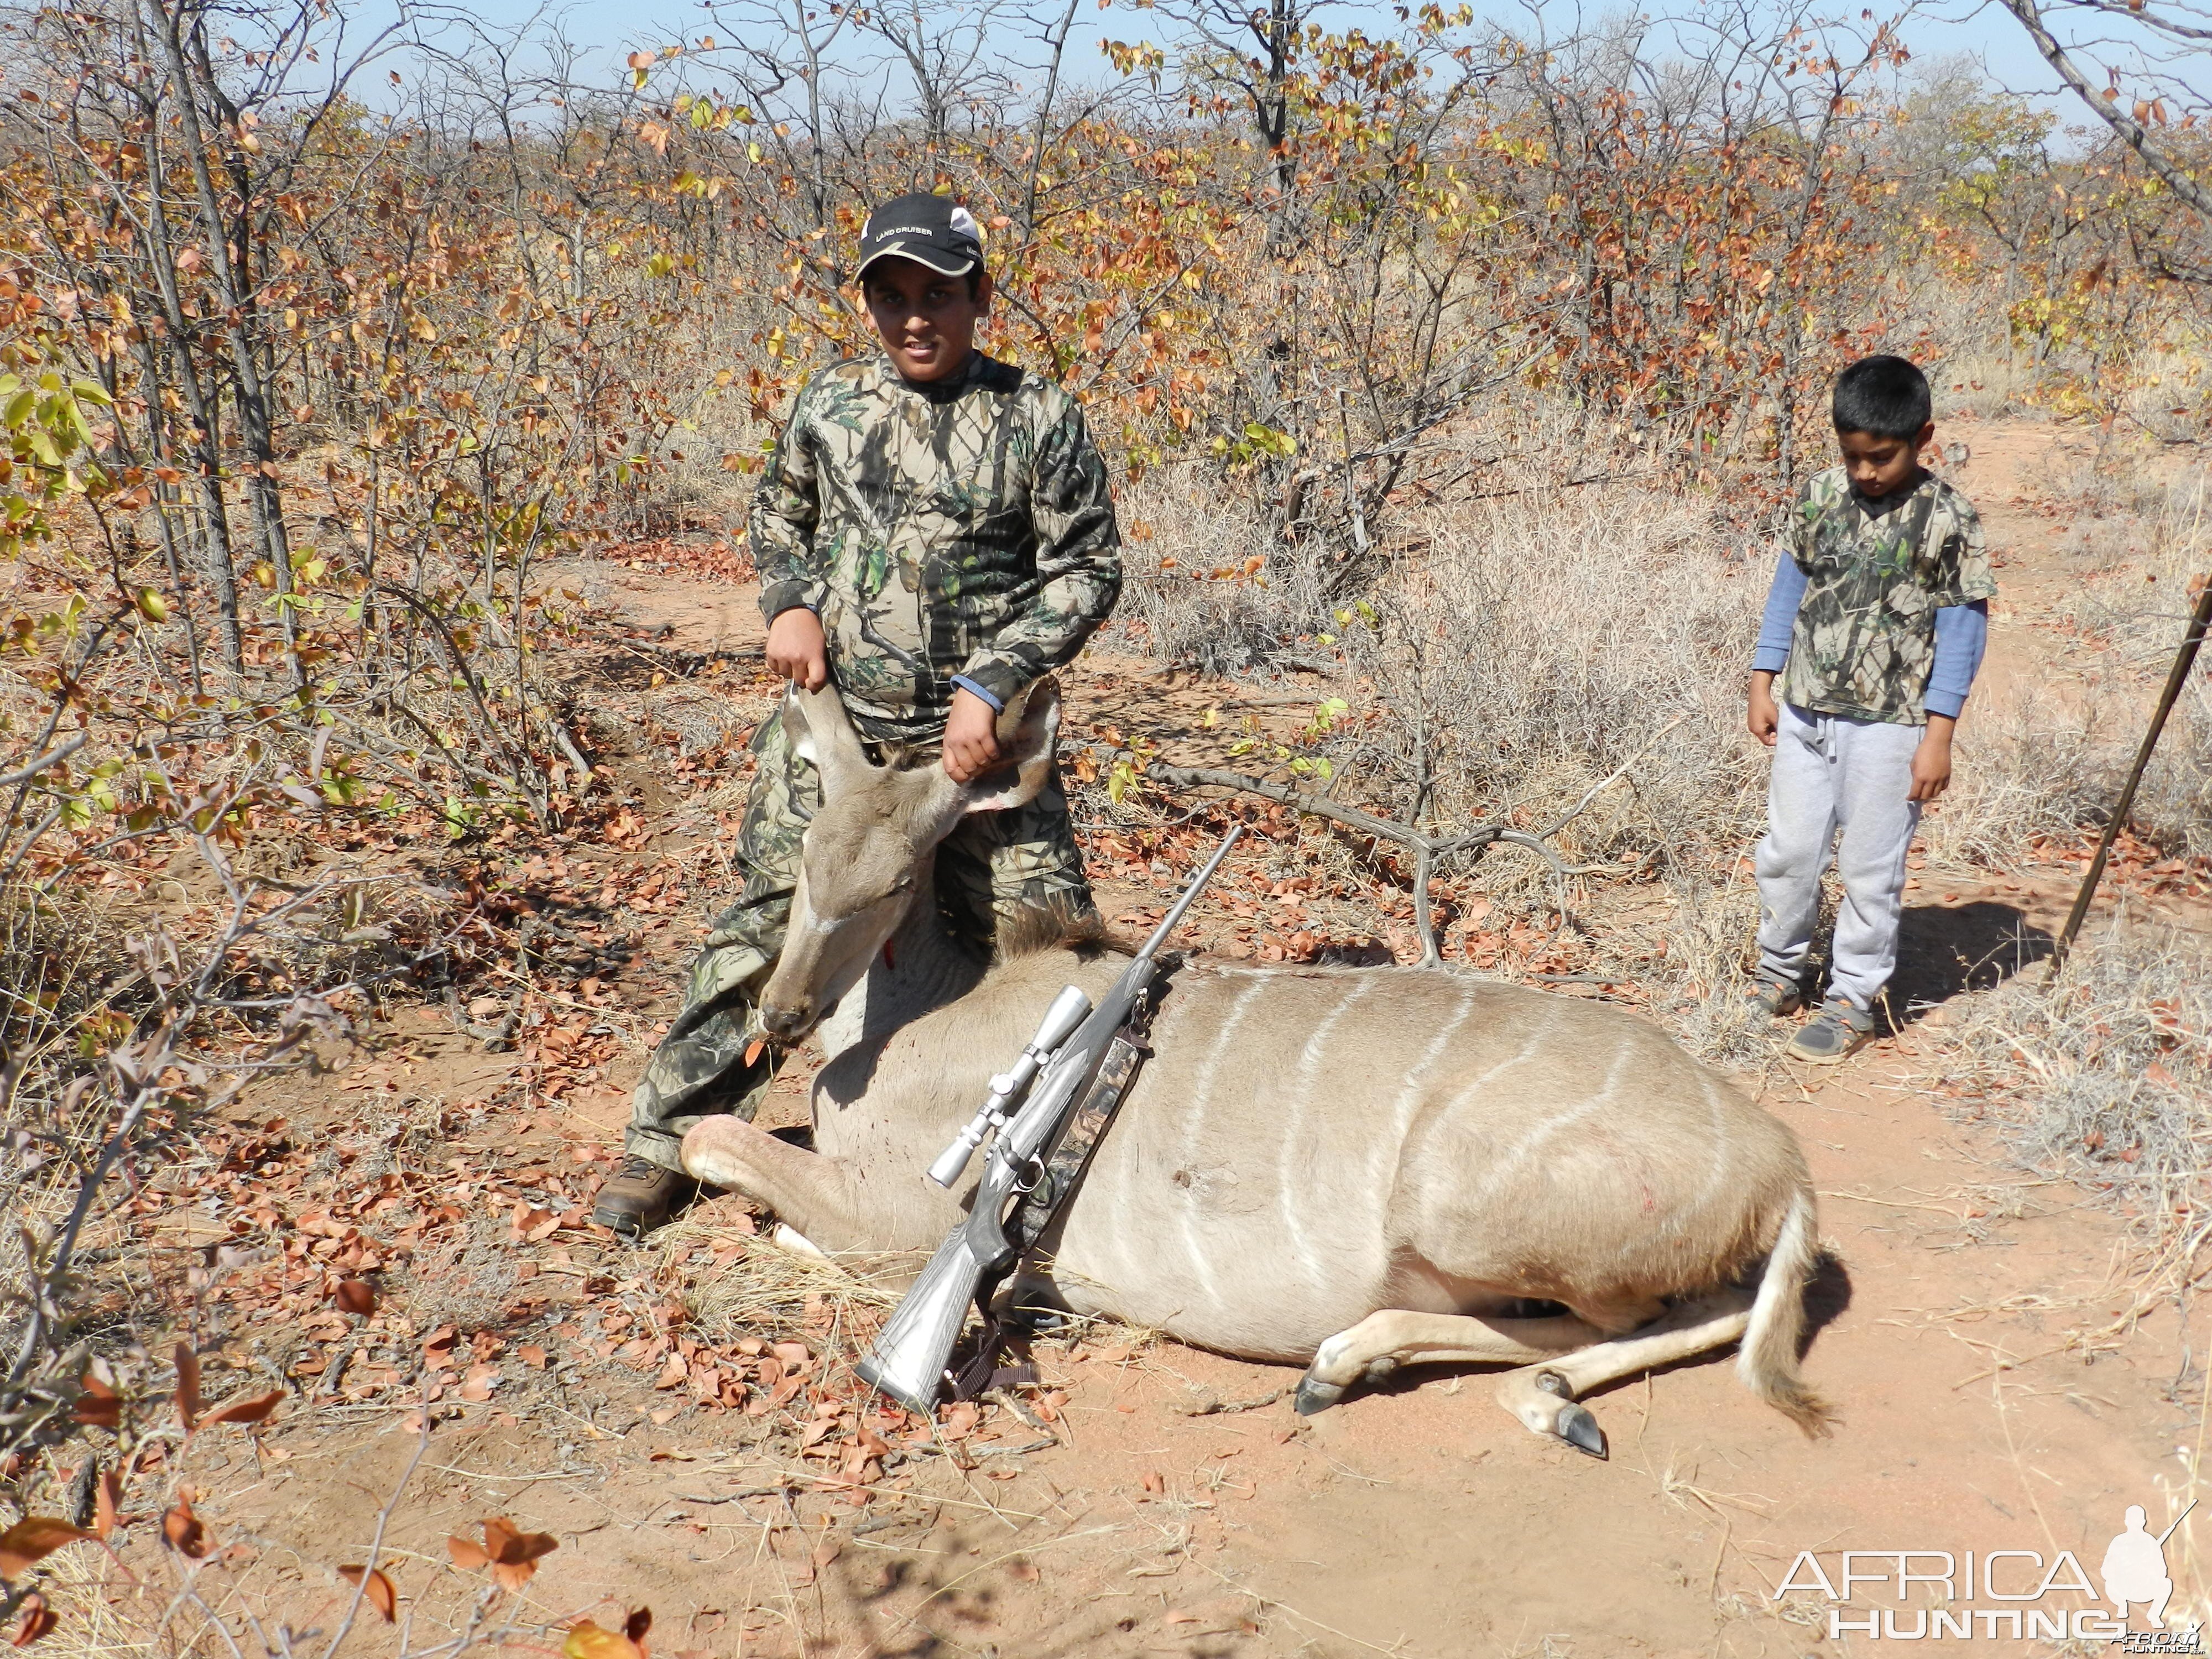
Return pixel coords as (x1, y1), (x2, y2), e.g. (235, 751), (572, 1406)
(1754, 703), (1924, 1010)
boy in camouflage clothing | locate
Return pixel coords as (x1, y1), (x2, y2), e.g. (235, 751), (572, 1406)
(596, 192), (1122, 1235)
(1746, 354), (1995, 1063)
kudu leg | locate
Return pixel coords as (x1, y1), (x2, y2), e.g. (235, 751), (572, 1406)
(1493, 1291), (1757, 1460)
(681, 1117), (951, 1256)
(1294, 1308), (1604, 1416)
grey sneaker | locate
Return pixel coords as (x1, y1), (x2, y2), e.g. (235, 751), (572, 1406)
(1786, 998), (1877, 1063)
(1747, 977), (1805, 1019)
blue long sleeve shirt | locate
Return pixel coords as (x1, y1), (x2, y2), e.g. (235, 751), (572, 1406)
(1753, 549), (1987, 720)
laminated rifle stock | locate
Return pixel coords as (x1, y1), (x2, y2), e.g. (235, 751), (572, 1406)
(855, 1225), (1000, 1414)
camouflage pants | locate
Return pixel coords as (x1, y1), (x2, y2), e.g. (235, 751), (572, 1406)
(625, 708), (1095, 1172)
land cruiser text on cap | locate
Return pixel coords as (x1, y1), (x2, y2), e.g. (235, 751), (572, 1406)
(855, 193), (984, 279)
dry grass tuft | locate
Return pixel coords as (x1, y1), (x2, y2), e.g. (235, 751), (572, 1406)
(659, 1218), (902, 1355)
(1932, 920), (2212, 1243)
(1646, 874), (1773, 1067)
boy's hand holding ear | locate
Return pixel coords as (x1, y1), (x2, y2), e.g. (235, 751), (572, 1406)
(767, 608), (829, 691)
(942, 687), (1003, 784)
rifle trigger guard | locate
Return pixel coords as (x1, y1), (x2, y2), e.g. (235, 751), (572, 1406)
(1011, 1154), (1048, 1198)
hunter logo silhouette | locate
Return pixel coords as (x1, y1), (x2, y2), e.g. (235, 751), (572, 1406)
(2105, 1501), (2195, 1629)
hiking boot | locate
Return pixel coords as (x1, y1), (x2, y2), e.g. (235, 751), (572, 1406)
(1786, 998), (1877, 1064)
(1747, 977), (1804, 1019)
(592, 1155), (701, 1239)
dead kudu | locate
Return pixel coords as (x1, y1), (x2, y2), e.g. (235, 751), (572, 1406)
(682, 680), (1834, 1455)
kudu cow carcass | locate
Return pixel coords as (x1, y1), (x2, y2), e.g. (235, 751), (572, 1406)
(682, 680), (1834, 1455)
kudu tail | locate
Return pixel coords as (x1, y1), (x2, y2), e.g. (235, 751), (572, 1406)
(1737, 1183), (1835, 1437)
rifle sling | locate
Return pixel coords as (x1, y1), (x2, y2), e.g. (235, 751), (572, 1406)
(948, 957), (1178, 1401)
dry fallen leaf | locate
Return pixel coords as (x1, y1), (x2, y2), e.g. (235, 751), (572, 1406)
(9, 1594), (56, 1647)
(337, 1566), (397, 1623)
(0, 1520), (93, 1580)
(93, 1472), (121, 1541)
(161, 1500), (207, 1559)
(72, 1375), (121, 1430)
(173, 1343), (201, 1431)
(519, 1344), (549, 1370)
(197, 1390), (284, 1430)
(562, 1623), (643, 1659)
(445, 1534), (489, 1571)
(449, 1517), (559, 1591)
(623, 1609), (652, 1644)
(333, 1279), (377, 1316)
(1140, 1471), (1165, 1495)
(1164, 1609), (1201, 1625)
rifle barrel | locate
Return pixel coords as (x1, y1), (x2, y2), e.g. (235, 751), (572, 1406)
(1131, 826), (1243, 964)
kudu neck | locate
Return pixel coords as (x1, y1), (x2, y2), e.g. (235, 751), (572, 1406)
(812, 849), (985, 1068)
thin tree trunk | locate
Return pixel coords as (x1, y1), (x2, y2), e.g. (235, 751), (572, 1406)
(152, 0), (301, 687)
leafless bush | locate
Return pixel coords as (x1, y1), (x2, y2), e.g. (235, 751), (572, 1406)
(403, 1219), (525, 1340)
(1108, 472), (1333, 675)
(1921, 686), (2135, 867)
(1646, 873), (1773, 1068)
(1927, 466), (2212, 865)
(1333, 479), (1770, 874)
(1932, 921), (2212, 1244)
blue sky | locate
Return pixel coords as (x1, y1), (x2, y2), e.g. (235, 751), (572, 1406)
(345, 0), (2106, 152)
(396, 0), (2077, 110)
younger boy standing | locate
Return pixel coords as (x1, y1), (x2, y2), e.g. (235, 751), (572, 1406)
(1747, 354), (1995, 1062)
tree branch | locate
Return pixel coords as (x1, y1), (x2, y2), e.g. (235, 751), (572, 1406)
(1999, 0), (2212, 223)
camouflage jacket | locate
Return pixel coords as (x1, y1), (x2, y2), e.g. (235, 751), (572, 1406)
(1777, 466), (1995, 727)
(750, 351), (1122, 745)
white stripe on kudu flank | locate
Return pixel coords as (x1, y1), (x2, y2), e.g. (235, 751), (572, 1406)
(1177, 976), (1271, 1308)
(1370, 984), (1478, 1186)
(1277, 977), (1379, 1287)
(1470, 1014), (1621, 1206)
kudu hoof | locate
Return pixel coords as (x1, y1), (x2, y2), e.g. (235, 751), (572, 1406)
(1533, 1368), (1608, 1460)
(1553, 1401), (1609, 1459)
(1292, 1376), (1345, 1416)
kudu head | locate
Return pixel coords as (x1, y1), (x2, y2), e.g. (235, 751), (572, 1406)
(756, 677), (1061, 1042)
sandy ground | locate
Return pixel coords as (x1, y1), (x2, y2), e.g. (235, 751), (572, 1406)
(64, 420), (2212, 1659)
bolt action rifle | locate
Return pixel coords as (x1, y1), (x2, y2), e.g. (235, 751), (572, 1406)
(857, 826), (1243, 1414)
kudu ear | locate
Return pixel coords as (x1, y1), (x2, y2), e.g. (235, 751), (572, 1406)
(962, 677), (1061, 814)
(782, 680), (871, 784)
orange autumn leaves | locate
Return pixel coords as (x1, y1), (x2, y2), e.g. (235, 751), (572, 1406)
(337, 1563), (398, 1623)
(9, 1595), (56, 1648)
(0, 1519), (93, 1582)
(447, 1516), (559, 1591)
(172, 1343), (283, 1435)
(565, 1609), (653, 1659)
(0, 1515), (98, 1647)
(1, 1344), (285, 1646)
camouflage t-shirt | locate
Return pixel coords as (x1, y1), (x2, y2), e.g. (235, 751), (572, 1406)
(750, 351), (1123, 745)
(1776, 466), (1995, 727)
